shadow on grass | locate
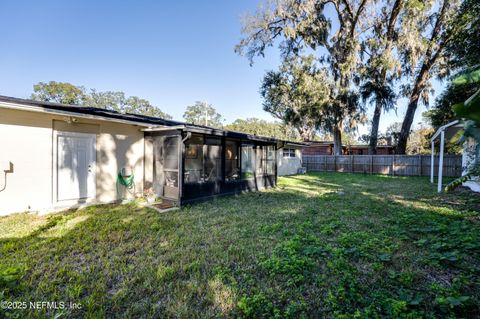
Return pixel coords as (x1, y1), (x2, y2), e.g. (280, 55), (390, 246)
(1, 173), (479, 318)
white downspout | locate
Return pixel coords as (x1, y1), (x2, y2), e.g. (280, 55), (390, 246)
(437, 131), (445, 193)
(430, 141), (435, 183)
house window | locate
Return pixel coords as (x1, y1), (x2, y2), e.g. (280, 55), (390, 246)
(283, 148), (296, 158)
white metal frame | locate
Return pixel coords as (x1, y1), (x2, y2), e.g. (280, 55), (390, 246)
(430, 120), (460, 193)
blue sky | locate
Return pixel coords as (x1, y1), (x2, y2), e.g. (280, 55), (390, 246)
(0, 0), (443, 137)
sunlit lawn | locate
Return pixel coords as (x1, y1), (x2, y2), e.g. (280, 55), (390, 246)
(1, 173), (479, 318)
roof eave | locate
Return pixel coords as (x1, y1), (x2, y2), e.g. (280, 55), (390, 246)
(0, 101), (158, 127)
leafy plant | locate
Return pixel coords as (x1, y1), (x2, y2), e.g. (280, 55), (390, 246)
(445, 67), (480, 191)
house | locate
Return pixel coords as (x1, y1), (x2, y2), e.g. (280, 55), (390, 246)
(277, 141), (305, 176)
(302, 141), (395, 155)
(0, 96), (284, 215)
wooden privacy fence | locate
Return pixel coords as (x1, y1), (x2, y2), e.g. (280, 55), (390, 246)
(302, 155), (463, 177)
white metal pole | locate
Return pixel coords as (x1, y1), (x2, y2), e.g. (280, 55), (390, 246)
(430, 141), (435, 183)
(437, 131), (445, 193)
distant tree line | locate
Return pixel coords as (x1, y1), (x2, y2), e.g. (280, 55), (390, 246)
(30, 80), (455, 151)
(31, 81), (172, 119)
(29, 81), (302, 141)
(235, 0), (478, 154)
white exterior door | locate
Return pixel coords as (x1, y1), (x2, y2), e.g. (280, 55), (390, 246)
(56, 132), (96, 202)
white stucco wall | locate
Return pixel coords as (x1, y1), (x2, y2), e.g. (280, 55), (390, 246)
(277, 147), (303, 176)
(0, 108), (145, 215)
(462, 137), (480, 192)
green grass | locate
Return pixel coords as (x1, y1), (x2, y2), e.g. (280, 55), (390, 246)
(1, 173), (480, 318)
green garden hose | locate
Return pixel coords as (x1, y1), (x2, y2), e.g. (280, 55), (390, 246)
(117, 171), (134, 189)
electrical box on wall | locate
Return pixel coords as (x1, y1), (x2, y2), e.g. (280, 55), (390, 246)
(1, 161), (13, 173)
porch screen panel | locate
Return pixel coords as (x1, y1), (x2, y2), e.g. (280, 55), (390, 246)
(255, 146), (264, 176)
(204, 136), (222, 182)
(184, 134), (204, 184)
(266, 145), (275, 175)
(153, 137), (165, 195)
(241, 144), (255, 179)
(225, 140), (240, 181)
(163, 136), (179, 190)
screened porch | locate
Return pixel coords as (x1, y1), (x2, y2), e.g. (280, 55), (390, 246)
(144, 128), (277, 206)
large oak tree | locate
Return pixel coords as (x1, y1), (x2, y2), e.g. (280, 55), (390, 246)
(236, 0), (370, 154)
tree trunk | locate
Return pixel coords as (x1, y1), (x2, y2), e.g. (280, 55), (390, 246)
(333, 125), (342, 155)
(368, 99), (382, 155)
(397, 0), (448, 154)
(396, 65), (430, 154)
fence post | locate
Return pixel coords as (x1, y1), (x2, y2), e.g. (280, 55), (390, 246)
(324, 155), (327, 172)
(351, 155), (354, 173)
(419, 155), (422, 176)
(392, 155), (396, 176)
(370, 155), (373, 174)
(334, 155), (337, 172)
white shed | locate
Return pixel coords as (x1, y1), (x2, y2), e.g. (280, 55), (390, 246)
(277, 142), (305, 176)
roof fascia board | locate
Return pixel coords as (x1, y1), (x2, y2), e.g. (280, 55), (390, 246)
(0, 101), (155, 127)
(141, 125), (185, 132)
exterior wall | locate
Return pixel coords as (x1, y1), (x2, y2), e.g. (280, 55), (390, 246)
(302, 145), (332, 155)
(0, 108), (53, 215)
(277, 147), (302, 176)
(0, 108), (145, 215)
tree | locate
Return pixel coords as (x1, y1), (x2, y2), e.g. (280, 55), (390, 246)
(224, 118), (300, 141)
(406, 126), (434, 155)
(395, 0), (468, 154)
(85, 90), (172, 119)
(444, 0), (480, 70)
(385, 122), (402, 147)
(383, 122), (434, 154)
(31, 81), (87, 105)
(236, 0), (369, 154)
(445, 67), (480, 190)
(260, 56), (331, 141)
(31, 81), (172, 119)
(360, 0), (403, 154)
(342, 132), (358, 146)
(423, 82), (479, 131)
(183, 101), (224, 128)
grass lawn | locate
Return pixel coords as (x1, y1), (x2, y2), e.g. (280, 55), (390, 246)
(1, 173), (480, 318)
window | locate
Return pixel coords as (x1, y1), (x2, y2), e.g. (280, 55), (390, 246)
(225, 140), (240, 181)
(283, 148), (296, 158)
